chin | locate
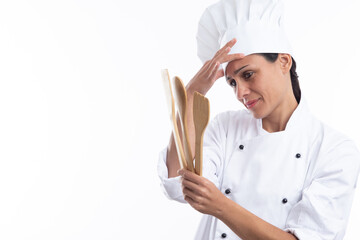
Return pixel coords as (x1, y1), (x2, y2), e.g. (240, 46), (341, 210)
(251, 111), (264, 119)
(249, 106), (269, 119)
(248, 100), (268, 119)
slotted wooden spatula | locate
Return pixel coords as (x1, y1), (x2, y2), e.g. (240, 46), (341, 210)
(161, 69), (187, 169)
(172, 76), (195, 173)
(193, 91), (210, 176)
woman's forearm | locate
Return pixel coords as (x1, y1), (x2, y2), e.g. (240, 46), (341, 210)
(216, 198), (298, 240)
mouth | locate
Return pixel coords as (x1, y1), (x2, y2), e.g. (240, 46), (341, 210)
(245, 98), (260, 109)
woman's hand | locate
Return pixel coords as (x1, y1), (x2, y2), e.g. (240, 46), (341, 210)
(179, 168), (299, 240)
(178, 168), (228, 217)
(186, 38), (244, 96)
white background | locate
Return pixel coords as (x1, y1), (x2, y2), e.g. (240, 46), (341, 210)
(0, 0), (359, 239)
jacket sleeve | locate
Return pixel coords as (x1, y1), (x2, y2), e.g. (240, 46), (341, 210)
(284, 139), (360, 240)
(157, 114), (225, 203)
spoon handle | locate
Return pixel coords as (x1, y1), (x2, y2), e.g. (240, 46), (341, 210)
(161, 69), (187, 169)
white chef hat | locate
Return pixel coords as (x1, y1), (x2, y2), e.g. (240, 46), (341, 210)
(196, 0), (293, 71)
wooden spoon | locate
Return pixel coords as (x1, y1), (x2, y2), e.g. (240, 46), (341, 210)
(172, 76), (195, 173)
(193, 91), (210, 176)
(161, 69), (187, 169)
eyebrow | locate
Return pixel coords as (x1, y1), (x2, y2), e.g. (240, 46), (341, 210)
(226, 64), (249, 80)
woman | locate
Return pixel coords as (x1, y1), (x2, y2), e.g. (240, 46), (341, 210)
(158, 0), (360, 239)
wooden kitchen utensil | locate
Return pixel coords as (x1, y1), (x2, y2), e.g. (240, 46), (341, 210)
(172, 76), (195, 173)
(193, 91), (210, 176)
(161, 69), (187, 169)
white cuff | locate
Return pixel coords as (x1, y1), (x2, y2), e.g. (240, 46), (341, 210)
(157, 147), (186, 203)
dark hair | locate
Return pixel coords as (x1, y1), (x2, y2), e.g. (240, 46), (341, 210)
(257, 53), (301, 104)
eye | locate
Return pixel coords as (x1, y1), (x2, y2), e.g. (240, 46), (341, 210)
(243, 71), (253, 79)
(229, 79), (236, 87)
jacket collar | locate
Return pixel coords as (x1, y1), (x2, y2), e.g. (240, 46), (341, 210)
(256, 95), (312, 136)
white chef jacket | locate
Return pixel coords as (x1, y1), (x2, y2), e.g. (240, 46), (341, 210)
(158, 97), (360, 240)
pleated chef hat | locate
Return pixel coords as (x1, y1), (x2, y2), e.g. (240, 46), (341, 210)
(196, 0), (293, 71)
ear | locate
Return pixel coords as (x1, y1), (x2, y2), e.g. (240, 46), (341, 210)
(278, 53), (292, 74)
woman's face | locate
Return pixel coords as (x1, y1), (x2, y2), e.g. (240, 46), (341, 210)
(225, 54), (292, 119)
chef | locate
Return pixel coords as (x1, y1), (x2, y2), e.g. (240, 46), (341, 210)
(157, 0), (360, 239)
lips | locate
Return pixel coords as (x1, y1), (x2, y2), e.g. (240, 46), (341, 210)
(245, 98), (260, 109)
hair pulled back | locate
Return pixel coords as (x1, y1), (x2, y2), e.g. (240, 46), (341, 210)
(258, 53), (301, 104)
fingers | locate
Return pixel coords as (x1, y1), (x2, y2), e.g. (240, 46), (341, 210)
(215, 68), (225, 80)
(182, 184), (207, 211)
(206, 38), (245, 72)
(225, 37), (237, 49)
(186, 38), (242, 95)
(220, 53), (245, 64)
(204, 58), (219, 73)
(182, 186), (199, 202)
(206, 39), (245, 76)
(181, 177), (202, 193)
(184, 195), (203, 211)
(214, 38), (237, 58)
(181, 176), (203, 205)
(178, 168), (202, 184)
(209, 62), (220, 80)
(184, 195), (196, 205)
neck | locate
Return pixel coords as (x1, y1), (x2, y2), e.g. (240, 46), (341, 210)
(262, 94), (298, 133)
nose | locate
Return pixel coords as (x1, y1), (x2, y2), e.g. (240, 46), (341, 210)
(235, 83), (250, 102)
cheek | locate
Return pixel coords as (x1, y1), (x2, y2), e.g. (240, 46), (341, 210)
(252, 77), (269, 97)
(259, 76), (282, 98)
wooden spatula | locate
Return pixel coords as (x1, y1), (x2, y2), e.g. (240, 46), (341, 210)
(161, 69), (187, 169)
(193, 91), (210, 176)
(172, 76), (195, 173)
